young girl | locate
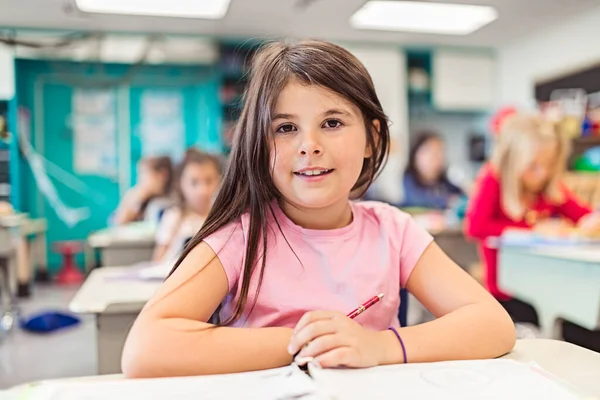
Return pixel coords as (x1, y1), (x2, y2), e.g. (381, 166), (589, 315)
(113, 156), (174, 225)
(402, 131), (464, 210)
(122, 40), (515, 378)
(153, 149), (222, 263)
(464, 113), (600, 321)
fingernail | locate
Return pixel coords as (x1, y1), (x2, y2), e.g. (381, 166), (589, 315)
(287, 344), (295, 355)
(294, 356), (313, 366)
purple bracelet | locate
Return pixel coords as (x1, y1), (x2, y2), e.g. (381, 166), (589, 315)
(388, 327), (407, 364)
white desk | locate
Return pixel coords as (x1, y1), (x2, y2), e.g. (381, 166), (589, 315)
(4, 339), (600, 398)
(69, 267), (162, 374)
(505, 339), (600, 397)
(86, 222), (157, 268)
(0, 215), (48, 291)
(499, 245), (600, 339)
(0, 223), (17, 335)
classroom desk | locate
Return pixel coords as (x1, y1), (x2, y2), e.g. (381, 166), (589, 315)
(430, 225), (479, 271)
(69, 266), (162, 374)
(0, 214), (48, 293)
(86, 222), (157, 268)
(4, 339), (600, 398)
(505, 339), (600, 397)
(499, 245), (600, 339)
(408, 211), (479, 271)
(0, 223), (17, 336)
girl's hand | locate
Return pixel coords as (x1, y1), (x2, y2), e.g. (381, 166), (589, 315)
(577, 212), (600, 237)
(533, 218), (574, 237)
(287, 311), (388, 368)
(138, 180), (162, 198)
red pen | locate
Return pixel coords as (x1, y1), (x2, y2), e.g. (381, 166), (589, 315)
(293, 293), (386, 365)
(346, 293), (384, 319)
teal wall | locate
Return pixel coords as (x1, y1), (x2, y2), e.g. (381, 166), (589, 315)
(15, 59), (222, 271)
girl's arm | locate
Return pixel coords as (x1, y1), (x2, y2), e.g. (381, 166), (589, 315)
(121, 242), (293, 378)
(151, 244), (169, 263)
(289, 243), (515, 367)
(113, 189), (149, 225)
(556, 185), (592, 223)
(152, 209), (183, 263)
(379, 242), (515, 364)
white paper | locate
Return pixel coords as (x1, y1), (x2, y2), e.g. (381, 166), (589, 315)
(309, 359), (586, 400)
(136, 262), (173, 280)
(72, 89), (118, 177)
(34, 366), (320, 400)
(139, 90), (185, 161)
(105, 261), (173, 281)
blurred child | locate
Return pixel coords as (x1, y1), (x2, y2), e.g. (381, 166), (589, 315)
(113, 156), (173, 225)
(465, 113), (600, 323)
(153, 149), (222, 263)
(123, 40), (514, 378)
(402, 131), (464, 210)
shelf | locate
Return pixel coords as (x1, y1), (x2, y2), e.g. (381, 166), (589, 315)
(571, 136), (600, 157)
(568, 136), (600, 171)
(572, 136), (600, 145)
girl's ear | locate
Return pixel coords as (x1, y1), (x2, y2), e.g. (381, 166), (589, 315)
(365, 119), (381, 158)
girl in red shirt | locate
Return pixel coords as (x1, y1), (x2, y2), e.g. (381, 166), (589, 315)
(465, 113), (599, 323)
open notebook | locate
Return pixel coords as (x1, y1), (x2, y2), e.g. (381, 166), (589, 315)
(25, 359), (591, 400)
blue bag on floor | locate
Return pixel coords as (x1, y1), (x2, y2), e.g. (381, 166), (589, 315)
(20, 311), (80, 333)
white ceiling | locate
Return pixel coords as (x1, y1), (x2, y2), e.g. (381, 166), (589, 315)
(0, 0), (599, 48)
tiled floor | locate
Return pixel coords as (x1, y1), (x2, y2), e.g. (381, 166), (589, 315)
(0, 284), (96, 389)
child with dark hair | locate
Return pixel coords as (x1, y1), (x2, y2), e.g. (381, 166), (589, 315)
(153, 148), (222, 263)
(123, 40), (515, 378)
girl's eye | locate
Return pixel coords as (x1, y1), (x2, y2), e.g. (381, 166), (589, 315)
(275, 124), (297, 134)
(323, 119), (342, 129)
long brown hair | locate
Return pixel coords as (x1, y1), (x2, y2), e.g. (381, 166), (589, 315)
(170, 40), (391, 325)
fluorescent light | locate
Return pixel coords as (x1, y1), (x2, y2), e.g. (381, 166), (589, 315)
(75, 0), (231, 19)
(350, 1), (498, 35)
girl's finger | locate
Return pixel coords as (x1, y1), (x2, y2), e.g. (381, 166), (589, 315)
(293, 311), (339, 334)
(296, 333), (348, 359)
(314, 347), (353, 368)
(288, 320), (338, 355)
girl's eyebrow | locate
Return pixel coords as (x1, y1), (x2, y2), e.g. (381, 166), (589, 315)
(322, 108), (352, 118)
(272, 109), (352, 122)
(272, 113), (296, 121)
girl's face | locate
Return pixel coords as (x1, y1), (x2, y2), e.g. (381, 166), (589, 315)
(180, 162), (221, 214)
(270, 80), (372, 210)
(415, 138), (445, 183)
(138, 164), (167, 195)
(520, 140), (559, 194)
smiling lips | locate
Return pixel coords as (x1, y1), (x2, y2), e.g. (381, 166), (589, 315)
(293, 167), (334, 181)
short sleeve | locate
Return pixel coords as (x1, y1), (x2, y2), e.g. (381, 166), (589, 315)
(155, 208), (180, 245)
(395, 210), (434, 288)
(203, 220), (246, 292)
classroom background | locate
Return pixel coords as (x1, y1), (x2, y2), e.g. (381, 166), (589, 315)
(1, 0), (600, 393)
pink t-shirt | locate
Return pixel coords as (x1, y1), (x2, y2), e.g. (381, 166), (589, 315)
(204, 201), (433, 331)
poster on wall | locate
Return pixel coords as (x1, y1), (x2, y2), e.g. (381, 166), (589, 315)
(139, 90), (185, 161)
(72, 89), (118, 178)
